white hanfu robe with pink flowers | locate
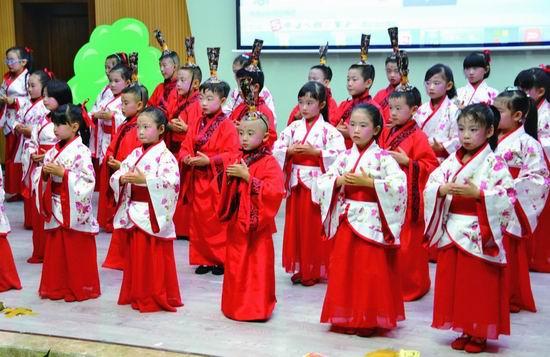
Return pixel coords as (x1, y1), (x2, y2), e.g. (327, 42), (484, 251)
(456, 80), (498, 107)
(88, 85), (113, 159)
(313, 141), (407, 330)
(273, 115), (345, 282)
(93, 94), (124, 164)
(414, 96), (460, 161)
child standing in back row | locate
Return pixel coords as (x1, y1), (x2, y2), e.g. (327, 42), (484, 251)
(456, 51), (498, 107)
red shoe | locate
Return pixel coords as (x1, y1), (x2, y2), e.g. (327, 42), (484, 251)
(510, 304), (521, 313)
(290, 273), (302, 284)
(301, 278), (320, 287)
(26, 257), (43, 264)
(356, 328), (376, 337)
(451, 335), (471, 350)
(329, 325), (356, 335)
(464, 338), (487, 353)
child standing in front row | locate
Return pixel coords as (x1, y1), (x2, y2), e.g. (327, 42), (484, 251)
(34, 104), (100, 302)
(111, 107), (182, 313)
(273, 81), (345, 286)
(424, 103), (514, 353)
(456, 51), (498, 107)
(494, 88), (548, 312)
(379, 86), (439, 301)
(314, 104), (407, 337)
(218, 111), (285, 321)
(0, 168), (21, 292)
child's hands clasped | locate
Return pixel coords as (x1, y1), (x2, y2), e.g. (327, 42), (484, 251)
(42, 163), (65, 177)
(226, 159), (250, 182)
(107, 156), (122, 170)
(439, 179), (480, 198)
(120, 167), (146, 185)
(186, 151), (210, 167)
(389, 147), (410, 165)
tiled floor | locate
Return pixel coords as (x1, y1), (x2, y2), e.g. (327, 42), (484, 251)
(1, 198), (549, 356)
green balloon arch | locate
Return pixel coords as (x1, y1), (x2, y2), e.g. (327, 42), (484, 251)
(68, 18), (163, 110)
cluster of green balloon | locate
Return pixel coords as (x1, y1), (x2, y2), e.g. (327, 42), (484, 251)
(68, 18), (163, 110)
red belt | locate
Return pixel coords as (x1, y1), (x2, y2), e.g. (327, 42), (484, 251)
(130, 185), (150, 202)
(449, 195), (477, 216)
(292, 154), (319, 167)
(51, 181), (62, 195)
(101, 123), (113, 134)
(344, 186), (377, 202)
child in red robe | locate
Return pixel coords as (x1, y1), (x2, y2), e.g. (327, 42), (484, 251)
(333, 35), (381, 148)
(148, 29), (179, 115)
(218, 109), (284, 321)
(102, 84), (148, 270)
(0, 169), (21, 292)
(373, 54), (401, 123)
(287, 44), (338, 126)
(178, 48), (240, 275)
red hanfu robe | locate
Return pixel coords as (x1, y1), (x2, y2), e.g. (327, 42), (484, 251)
(373, 84), (396, 124)
(148, 78), (178, 115)
(164, 90), (201, 153)
(495, 126), (548, 312)
(0, 169), (21, 292)
(229, 98), (277, 148)
(0, 69), (29, 195)
(101, 115), (141, 270)
(217, 147), (284, 321)
(178, 110), (240, 266)
(273, 115), (346, 284)
(378, 120), (439, 301)
(111, 140), (182, 313)
(314, 141), (407, 330)
(529, 98), (550, 272)
(424, 144), (515, 340)
(334, 91), (381, 148)
(286, 87), (338, 126)
(33, 136), (100, 302)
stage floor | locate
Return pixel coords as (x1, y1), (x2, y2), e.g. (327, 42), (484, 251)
(1, 198), (549, 356)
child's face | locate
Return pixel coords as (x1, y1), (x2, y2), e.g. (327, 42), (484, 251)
(424, 72), (451, 101)
(389, 96), (415, 128)
(109, 71), (129, 95)
(347, 68), (371, 97)
(308, 68), (329, 87)
(160, 58), (177, 80)
(494, 98), (521, 133)
(238, 119), (268, 151)
(121, 93), (142, 118)
(298, 92), (324, 120)
(200, 89), (225, 115)
(137, 113), (164, 144)
(43, 88), (59, 111)
(385, 62), (401, 87)
(464, 66), (487, 85)
(53, 122), (77, 141)
(27, 74), (43, 99)
(105, 58), (118, 77)
(176, 69), (194, 95)
(349, 110), (380, 148)
(458, 115), (493, 152)
(5, 50), (26, 74)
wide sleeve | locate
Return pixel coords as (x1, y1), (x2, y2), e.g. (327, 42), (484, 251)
(539, 108), (550, 161)
(423, 161), (451, 247)
(109, 149), (134, 203)
(272, 125), (293, 169)
(374, 151), (408, 241)
(441, 106), (460, 155)
(209, 122), (241, 186)
(147, 84), (164, 108)
(318, 126), (346, 172)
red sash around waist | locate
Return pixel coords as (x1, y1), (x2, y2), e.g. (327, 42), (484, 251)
(344, 185), (377, 202)
(101, 122), (113, 134)
(130, 185), (150, 202)
(449, 195), (477, 216)
(51, 181), (62, 195)
(292, 154), (319, 167)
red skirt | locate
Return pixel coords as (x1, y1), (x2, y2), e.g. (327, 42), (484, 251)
(432, 244), (510, 340)
(118, 228), (182, 313)
(174, 200), (190, 237)
(399, 219), (430, 301)
(222, 225), (276, 321)
(4, 133), (22, 195)
(504, 233), (536, 312)
(282, 184), (330, 281)
(23, 196), (33, 229)
(321, 222), (404, 329)
(97, 162), (114, 232)
(27, 200), (46, 263)
(92, 157), (100, 192)
(39, 228), (101, 301)
(528, 198), (550, 272)
(0, 234), (22, 292)
(102, 228), (130, 270)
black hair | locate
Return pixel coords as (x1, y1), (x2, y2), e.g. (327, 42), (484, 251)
(180, 65), (203, 85)
(159, 51), (180, 67)
(30, 69), (52, 93)
(139, 106), (167, 129)
(297, 81), (329, 122)
(121, 84), (149, 106)
(51, 103), (91, 146)
(424, 63), (457, 99)
(514, 67), (550, 102)
(463, 51), (491, 79)
(310, 64), (333, 81)
(44, 79), (72, 106)
(349, 63), (375, 82)
(109, 63), (132, 82)
(235, 67), (265, 91)
(385, 54), (398, 65)
(233, 53), (262, 71)
(351, 103), (383, 139)
(106, 52), (128, 66)
(458, 103), (500, 150)
(199, 80), (231, 99)
(389, 87), (422, 107)
(496, 89), (538, 139)
(6, 46), (33, 72)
